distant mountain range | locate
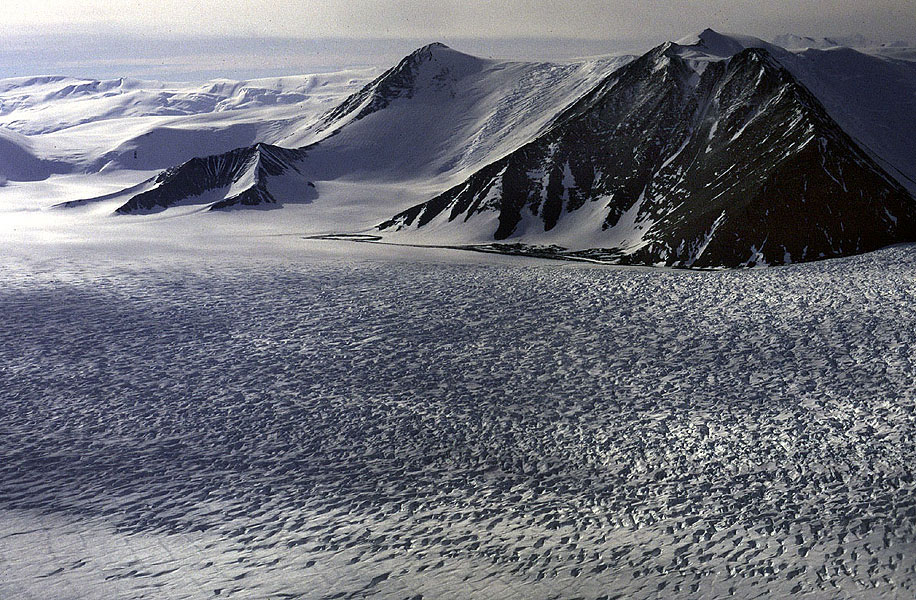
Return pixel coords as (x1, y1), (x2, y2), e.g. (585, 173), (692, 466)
(6, 30), (916, 267)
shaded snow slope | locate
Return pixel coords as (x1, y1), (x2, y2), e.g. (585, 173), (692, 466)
(0, 126), (68, 182)
(784, 46), (916, 192)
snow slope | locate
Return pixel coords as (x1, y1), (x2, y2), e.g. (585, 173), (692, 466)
(0, 70), (376, 178)
(772, 33), (912, 51)
(69, 44), (631, 219)
(272, 43), (632, 183)
(785, 46), (916, 192)
(0, 126), (67, 182)
(678, 30), (916, 190)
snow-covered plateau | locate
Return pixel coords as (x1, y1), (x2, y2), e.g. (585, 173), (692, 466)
(2, 30), (916, 600)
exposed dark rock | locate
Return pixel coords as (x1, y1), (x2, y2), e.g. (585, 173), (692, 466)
(113, 143), (313, 214)
(317, 43), (480, 130)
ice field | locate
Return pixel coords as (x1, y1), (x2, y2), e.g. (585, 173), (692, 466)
(2, 241), (915, 599)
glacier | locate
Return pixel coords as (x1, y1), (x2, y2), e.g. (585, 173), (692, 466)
(2, 243), (916, 599)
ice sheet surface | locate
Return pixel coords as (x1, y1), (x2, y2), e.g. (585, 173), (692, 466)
(1, 243), (915, 599)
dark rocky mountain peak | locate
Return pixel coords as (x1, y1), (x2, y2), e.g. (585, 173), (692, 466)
(107, 143), (313, 214)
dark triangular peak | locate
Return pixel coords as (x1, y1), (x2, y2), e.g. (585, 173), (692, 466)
(318, 42), (487, 129)
(542, 40), (687, 128)
(379, 43), (916, 267)
(629, 46), (916, 267)
(111, 143), (313, 214)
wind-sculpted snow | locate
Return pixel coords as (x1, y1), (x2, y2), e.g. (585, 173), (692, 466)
(2, 246), (916, 599)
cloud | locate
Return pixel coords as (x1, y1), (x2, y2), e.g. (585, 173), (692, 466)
(1, 0), (913, 81)
(2, 0), (914, 40)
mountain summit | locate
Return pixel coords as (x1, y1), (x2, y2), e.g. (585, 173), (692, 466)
(674, 29), (777, 58)
(59, 143), (314, 213)
(68, 43), (626, 216)
(313, 42), (487, 134)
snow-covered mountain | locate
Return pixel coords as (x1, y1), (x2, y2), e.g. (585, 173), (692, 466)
(378, 31), (916, 267)
(0, 72), (382, 136)
(5, 31), (916, 267)
(253, 43), (629, 182)
(58, 143), (314, 214)
(662, 31), (916, 192)
(71, 43), (627, 215)
(772, 33), (911, 51)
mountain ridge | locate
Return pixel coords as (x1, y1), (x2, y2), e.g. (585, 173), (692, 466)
(57, 143), (315, 213)
(70, 44), (627, 214)
(378, 40), (916, 267)
(42, 31), (916, 267)
(314, 42), (487, 133)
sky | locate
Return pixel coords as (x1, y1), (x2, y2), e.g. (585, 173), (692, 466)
(1, 0), (914, 80)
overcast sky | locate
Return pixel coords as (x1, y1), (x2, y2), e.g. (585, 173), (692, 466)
(2, 0), (914, 80)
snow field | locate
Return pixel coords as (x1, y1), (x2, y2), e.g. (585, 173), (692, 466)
(1, 244), (915, 598)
